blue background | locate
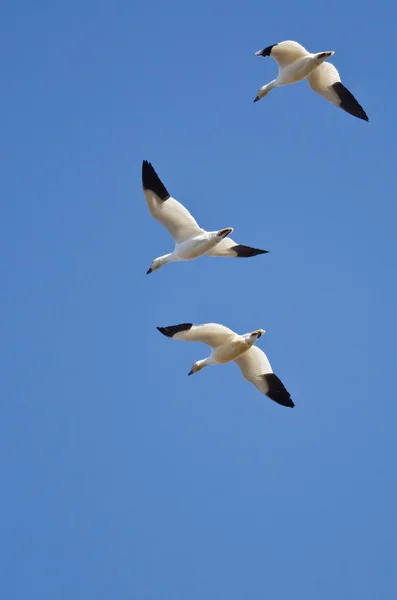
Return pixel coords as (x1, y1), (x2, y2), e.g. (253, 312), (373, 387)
(1, 1), (396, 598)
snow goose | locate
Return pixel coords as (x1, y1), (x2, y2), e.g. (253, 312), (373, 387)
(254, 40), (368, 121)
(157, 323), (294, 408)
(142, 161), (268, 273)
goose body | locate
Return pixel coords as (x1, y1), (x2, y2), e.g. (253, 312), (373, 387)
(157, 323), (294, 408)
(254, 40), (368, 121)
(142, 161), (268, 273)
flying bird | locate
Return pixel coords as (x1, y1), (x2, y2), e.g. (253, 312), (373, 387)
(157, 322), (294, 407)
(142, 161), (268, 273)
(254, 40), (368, 122)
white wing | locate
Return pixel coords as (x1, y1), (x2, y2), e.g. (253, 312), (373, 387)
(235, 345), (273, 382)
(157, 323), (237, 348)
(235, 346), (294, 407)
(142, 161), (204, 243)
(206, 237), (268, 258)
(271, 40), (309, 68)
(307, 62), (368, 121)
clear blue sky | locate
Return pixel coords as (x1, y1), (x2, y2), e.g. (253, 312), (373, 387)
(1, 1), (396, 598)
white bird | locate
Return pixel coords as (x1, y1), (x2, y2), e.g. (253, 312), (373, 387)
(254, 40), (368, 122)
(142, 161), (268, 273)
(157, 322), (294, 408)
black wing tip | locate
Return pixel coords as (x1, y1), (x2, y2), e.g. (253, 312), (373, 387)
(255, 44), (276, 57)
(157, 323), (193, 338)
(331, 82), (369, 122)
(264, 373), (294, 408)
(232, 244), (269, 258)
(142, 160), (171, 201)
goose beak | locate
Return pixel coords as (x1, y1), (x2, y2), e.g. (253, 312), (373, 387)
(146, 267), (153, 274)
(253, 95), (260, 103)
(188, 369), (193, 376)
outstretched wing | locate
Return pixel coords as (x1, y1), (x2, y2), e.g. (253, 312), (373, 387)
(256, 40), (309, 68)
(235, 346), (294, 407)
(206, 237), (268, 258)
(142, 161), (204, 243)
(157, 322), (236, 348)
(307, 62), (368, 121)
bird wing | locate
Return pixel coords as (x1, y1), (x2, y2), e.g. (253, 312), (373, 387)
(142, 161), (204, 243)
(205, 237), (268, 258)
(235, 346), (294, 407)
(271, 40), (309, 68)
(307, 62), (368, 121)
(157, 323), (236, 348)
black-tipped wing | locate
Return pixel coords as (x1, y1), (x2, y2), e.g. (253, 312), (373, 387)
(307, 63), (368, 121)
(330, 82), (368, 121)
(235, 346), (294, 407)
(142, 161), (203, 243)
(230, 244), (268, 257)
(256, 40), (309, 68)
(206, 237), (268, 258)
(263, 373), (294, 408)
(255, 44), (277, 58)
(157, 323), (236, 347)
(157, 323), (193, 338)
(142, 160), (170, 201)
